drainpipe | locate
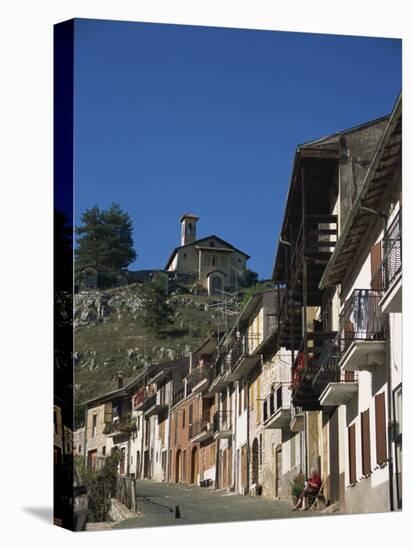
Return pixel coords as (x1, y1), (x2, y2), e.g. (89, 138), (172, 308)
(385, 313), (395, 511)
(233, 382), (238, 491)
(246, 376), (250, 494)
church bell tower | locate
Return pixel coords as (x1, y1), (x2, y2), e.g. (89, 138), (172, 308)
(180, 213), (199, 246)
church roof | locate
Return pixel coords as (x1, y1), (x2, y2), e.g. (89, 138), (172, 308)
(164, 234), (250, 270)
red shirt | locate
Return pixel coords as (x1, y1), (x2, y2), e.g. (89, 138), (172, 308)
(309, 474), (321, 489)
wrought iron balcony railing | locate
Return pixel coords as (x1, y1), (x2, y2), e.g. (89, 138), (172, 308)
(189, 410), (212, 439)
(227, 332), (262, 371)
(312, 338), (357, 395)
(263, 385), (286, 422)
(339, 289), (384, 354)
(378, 209), (402, 291)
(213, 410), (232, 433)
(172, 387), (185, 406)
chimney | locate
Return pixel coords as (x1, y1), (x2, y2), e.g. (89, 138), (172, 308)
(116, 371), (124, 389)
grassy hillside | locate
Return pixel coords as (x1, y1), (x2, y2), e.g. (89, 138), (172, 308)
(74, 285), (222, 406)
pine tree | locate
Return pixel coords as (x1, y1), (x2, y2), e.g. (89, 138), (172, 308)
(141, 280), (174, 334)
(75, 203), (137, 288)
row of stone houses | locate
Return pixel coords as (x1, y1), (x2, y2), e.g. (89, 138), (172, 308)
(78, 92), (402, 513)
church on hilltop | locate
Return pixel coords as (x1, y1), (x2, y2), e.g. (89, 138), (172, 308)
(164, 213), (250, 295)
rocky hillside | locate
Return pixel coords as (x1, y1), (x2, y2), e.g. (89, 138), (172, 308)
(74, 285), (223, 405)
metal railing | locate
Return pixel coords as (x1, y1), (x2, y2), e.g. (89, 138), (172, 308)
(213, 410), (232, 433)
(312, 338), (357, 394)
(227, 332), (262, 370)
(190, 410), (212, 439)
(263, 385), (286, 422)
(144, 394), (156, 410)
(103, 414), (136, 435)
(172, 387), (185, 406)
(381, 210), (401, 290)
(339, 289), (384, 354)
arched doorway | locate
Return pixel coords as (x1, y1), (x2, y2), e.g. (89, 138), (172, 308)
(191, 447), (199, 485)
(175, 450), (181, 483)
(252, 438), (259, 485)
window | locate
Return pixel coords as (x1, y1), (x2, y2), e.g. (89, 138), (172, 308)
(104, 402), (113, 423)
(238, 381), (242, 415)
(375, 392), (388, 465)
(210, 241), (215, 247)
(189, 404), (193, 436)
(174, 414), (178, 445)
(182, 409), (186, 429)
(348, 424), (357, 485)
(212, 256), (216, 267)
(92, 414), (97, 438)
(78, 445), (82, 454)
(361, 409), (371, 476)
(276, 386), (283, 410)
(102, 445), (106, 456)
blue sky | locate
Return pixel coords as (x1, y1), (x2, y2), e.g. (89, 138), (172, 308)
(74, 19), (401, 279)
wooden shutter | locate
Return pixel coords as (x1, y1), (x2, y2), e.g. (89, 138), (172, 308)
(375, 393), (388, 465)
(370, 241), (383, 289)
(104, 402), (113, 423)
(361, 410), (371, 476)
(256, 377), (261, 424)
(348, 424), (357, 485)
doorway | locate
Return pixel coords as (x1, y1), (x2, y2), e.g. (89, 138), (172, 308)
(175, 450), (181, 483)
(252, 438), (259, 485)
(191, 447), (199, 485)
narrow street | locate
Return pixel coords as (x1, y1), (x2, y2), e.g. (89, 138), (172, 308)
(115, 479), (317, 529)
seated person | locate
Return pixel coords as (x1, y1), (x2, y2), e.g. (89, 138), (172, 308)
(293, 469), (322, 510)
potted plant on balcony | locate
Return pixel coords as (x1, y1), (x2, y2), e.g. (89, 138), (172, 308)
(290, 472), (305, 506)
